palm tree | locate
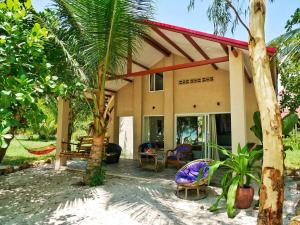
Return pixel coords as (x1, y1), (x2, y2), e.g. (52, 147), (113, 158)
(49, 0), (153, 184)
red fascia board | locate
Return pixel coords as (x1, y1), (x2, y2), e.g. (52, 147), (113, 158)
(143, 20), (277, 55)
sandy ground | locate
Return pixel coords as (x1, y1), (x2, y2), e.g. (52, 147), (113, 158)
(0, 164), (299, 225)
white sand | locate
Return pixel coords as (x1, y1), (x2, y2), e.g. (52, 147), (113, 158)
(0, 164), (298, 225)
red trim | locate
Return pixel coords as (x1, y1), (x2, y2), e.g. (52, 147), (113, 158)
(143, 20), (277, 55)
(126, 56), (228, 78)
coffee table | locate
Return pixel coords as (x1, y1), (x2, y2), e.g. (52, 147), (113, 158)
(139, 149), (165, 172)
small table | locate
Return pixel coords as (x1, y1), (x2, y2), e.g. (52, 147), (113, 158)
(139, 149), (165, 172)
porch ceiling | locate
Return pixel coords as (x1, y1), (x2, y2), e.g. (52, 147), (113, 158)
(105, 20), (276, 92)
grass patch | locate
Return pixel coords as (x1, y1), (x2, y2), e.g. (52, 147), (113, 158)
(283, 133), (300, 170)
(1, 139), (56, 166)
(285, 150), (300, 170)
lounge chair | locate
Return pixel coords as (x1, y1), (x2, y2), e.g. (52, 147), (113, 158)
(175, 159), (211, 199)
(165, 144), (193, 169)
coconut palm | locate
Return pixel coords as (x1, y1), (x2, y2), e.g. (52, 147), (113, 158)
(49, 0), (153, 184)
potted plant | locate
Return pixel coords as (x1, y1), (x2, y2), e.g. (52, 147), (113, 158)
(205, 143), (262, 218)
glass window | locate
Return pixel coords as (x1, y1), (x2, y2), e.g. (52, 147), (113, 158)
(215, 114), (232, 147)
(176, 116), (206, 146)
(143, 116), (164, 144)
(149, 73), (163, 91)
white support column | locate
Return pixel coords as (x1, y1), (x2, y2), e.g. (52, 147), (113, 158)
(55, 97), (70, 170)
(133, 77), (143, 159)
(164, 55), (174, 149)
(112, 94), (119, 144)
(229, 49), (247, 152)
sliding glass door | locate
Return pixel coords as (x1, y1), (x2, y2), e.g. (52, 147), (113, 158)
(175, 113), (232, 160)
(176, 114), (210, 159)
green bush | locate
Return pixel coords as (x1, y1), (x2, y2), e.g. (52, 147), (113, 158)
(89, 165), (106, 187)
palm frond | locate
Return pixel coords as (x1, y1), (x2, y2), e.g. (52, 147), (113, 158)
(35, 11), (89, 82)
(54, 0), (153, 77)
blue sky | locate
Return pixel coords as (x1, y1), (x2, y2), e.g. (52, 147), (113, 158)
(32, 0), (299, 42)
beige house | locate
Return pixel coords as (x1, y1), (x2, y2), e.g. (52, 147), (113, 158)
(56, 20), (277, 164)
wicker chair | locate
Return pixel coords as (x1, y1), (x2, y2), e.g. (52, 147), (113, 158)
(175, 159), (211, 199)
(165, 144), (193, 169)
(104, 143), (122, 164)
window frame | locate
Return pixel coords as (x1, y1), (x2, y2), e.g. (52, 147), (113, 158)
(149, 73), (164, 92)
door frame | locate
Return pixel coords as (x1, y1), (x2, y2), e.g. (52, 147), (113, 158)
(118, 116), (134, 159)
(174, 112), (230, 159)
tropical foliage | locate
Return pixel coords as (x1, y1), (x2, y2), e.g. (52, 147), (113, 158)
(271, 8), (300, 112)
(250, 111), (298, 151)
(0, 0), (64, 162)
(205, 144), (261, 218)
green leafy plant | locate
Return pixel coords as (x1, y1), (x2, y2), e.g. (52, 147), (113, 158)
(89, 164), (106, 187)
(206, 144), (261, 218)
(0, 126), (12, 149)
(0, 0), (64, 161)
(250, 111), (298, 151)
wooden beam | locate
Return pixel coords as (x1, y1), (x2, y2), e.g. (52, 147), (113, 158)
(184, 34), (218, 70)
(105, 88), (116, 93)
(220, 43), (229, 55)
(244, 67), (252, 83)
(143, 35), (171, 57)
(123, 78), (133, 83)
(152, 27), (194, 62)
(133, 60), (149, 70)
(124, 56), (229, 78)
(231, 46), (238, 57)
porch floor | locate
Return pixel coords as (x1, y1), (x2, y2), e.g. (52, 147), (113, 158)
(66, 158), (225, 185)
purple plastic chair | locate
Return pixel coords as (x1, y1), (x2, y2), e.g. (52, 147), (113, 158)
(175, 159), (211, 199)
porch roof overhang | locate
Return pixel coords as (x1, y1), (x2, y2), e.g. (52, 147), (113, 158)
(105, 20), (277, 92)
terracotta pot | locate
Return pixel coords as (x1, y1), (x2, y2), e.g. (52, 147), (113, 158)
(235, 186), (254, 209)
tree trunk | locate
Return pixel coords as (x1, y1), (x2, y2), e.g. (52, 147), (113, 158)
(84, 134), (105, 183)
(0, 128), (16, 163)
(84, 66), (107, 184)
(249, 1), (284, 224)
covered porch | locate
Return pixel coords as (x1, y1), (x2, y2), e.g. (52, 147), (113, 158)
(54, 20), (277, 169)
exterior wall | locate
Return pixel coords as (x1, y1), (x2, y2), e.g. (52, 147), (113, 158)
(116, 82), (133, 116)
(245, 76), (259, 143)
(142, 60), (164, 116)
(111, 53), (259, 157)
(173, 55), (230, 114)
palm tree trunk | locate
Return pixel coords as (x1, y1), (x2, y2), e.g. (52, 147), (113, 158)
(249, 1), (284, 224)
(85, 66), (107, 184)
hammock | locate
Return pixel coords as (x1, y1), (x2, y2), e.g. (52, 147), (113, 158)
(16, 139), (56, 155)
(25, 145), (56, 155)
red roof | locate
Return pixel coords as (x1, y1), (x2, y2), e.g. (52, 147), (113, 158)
(144, 20), (277, 55)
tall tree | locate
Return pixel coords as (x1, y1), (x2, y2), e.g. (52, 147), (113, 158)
(0, 0), (62, 162)
(271, 8), (300, 112)
(51, 0), (153, 185)
(189, 0), (284, 224)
